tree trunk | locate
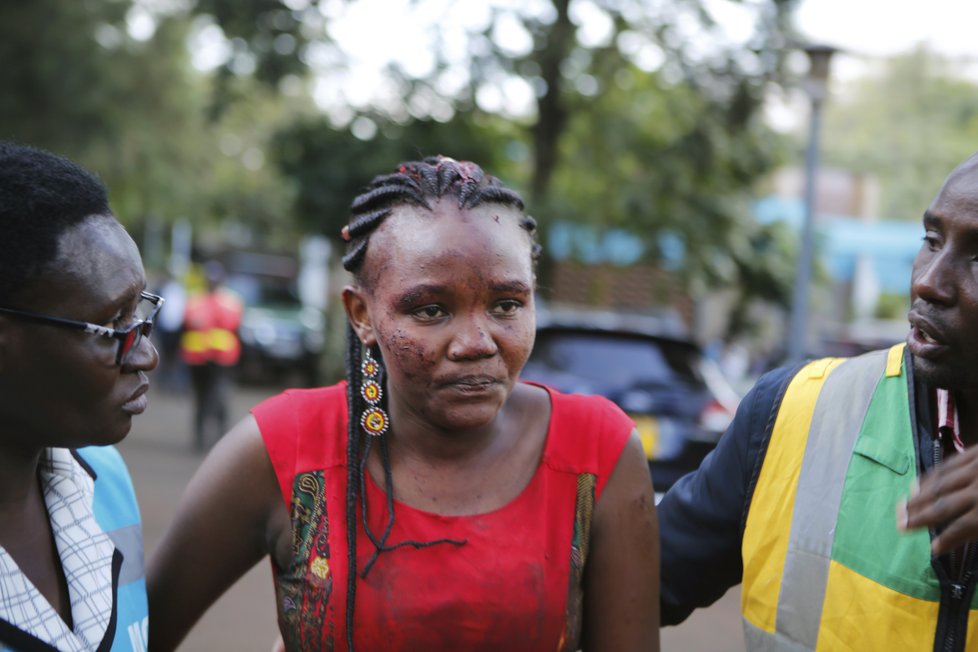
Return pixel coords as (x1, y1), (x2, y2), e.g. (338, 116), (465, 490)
(530, 0), (574, 203)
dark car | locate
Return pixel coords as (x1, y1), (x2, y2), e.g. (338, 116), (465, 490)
(520, 310), (740, 499)
(224, 271), (325, 386)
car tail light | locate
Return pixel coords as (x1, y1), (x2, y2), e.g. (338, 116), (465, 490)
(696, 399), (734, 439)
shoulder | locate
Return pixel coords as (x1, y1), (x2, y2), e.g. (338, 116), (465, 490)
(73, 445), (135, 498)
(216, 288), (244, 308)
(74, 444), (129, 476)
(73, 445), (141, 527)
(252, 382), (349, 504)
(528, 382), (634, 495)
(538, 382), (634, 434)
(252, 382), (347, 425)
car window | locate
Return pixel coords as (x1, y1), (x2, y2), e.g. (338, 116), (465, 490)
(226, 274), (300, 307)
(529, 331), (706, 388)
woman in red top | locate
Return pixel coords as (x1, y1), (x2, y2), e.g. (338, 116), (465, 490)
(148, 156), (659, 651)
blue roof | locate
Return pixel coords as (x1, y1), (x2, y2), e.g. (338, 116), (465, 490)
(546, 196), (922, 294)
(547, 222), (645, 266)
(754, 196), (921, 294)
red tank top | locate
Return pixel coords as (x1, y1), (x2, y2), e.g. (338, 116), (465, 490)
(254, 381), (632, 652)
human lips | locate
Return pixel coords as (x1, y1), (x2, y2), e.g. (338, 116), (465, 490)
(438, 374), (502, 393)
(122, 382), (150, 415)
(907, 311), (949, 357)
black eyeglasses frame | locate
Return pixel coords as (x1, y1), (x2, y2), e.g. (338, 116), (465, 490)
(0, 291), (164, 365)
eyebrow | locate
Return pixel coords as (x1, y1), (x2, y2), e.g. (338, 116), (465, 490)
(394, 284), (445, 310)
(393, 280), (533, 310)
(489, 280), (533, 295)
(922, 210), (940, 227)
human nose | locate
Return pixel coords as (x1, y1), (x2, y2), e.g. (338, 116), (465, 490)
(123, 333), (160, 372)
(447, 313), (498, 360)
(911, 248), (956, 306)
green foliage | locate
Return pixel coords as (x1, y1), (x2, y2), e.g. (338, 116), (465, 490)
(272, 112), (526, 238)
(0, 0), (800, 305)
(543, 60), (788, 289)
(193, 0), (315, 83)
(875, 292), (909, 321)
(0, 3), (299, 263)
(821, 46), (978, 220)
(0, 1), (128, 155)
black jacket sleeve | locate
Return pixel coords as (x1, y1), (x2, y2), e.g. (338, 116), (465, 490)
(658, 363), (801, 626)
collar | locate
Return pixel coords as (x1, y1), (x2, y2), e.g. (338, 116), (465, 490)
(935, 388), (965, 454)
(0, 448), (116, 652)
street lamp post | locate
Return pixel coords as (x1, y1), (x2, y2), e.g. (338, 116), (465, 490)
(787, 43), (837, 363)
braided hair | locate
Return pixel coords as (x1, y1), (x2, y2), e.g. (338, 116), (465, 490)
(340, 156), (541, 650)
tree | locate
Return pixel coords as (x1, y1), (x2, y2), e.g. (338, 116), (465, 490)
(0, 1), (128, 156)
(192, 0), (800, 288)
(0, 2), (302, 264)
(820, 46), (978, 220)
(272, 110), (523, 238)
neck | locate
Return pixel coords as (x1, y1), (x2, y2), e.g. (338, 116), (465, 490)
(385, 406), (502, 466)
(0, 439), (44, 510)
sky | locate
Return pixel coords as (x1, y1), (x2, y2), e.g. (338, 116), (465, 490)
(769, 0), (978, 130)
(793, 0), (978, 92)
(796, 0), (978, 63)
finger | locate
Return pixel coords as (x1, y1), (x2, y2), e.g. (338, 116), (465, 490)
(920, 447), (978, 489)
(909, 460), (978, 514)
(930, 513), (978, 555)
(905, 486), (972, 532)
(896, 499), (910, 532)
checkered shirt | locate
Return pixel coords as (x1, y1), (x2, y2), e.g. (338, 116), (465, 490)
(0, 448), (116, 651)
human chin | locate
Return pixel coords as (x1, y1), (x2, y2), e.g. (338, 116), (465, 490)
(912, 355), (967, 391)
(434, 394), (506, 431)
(87, 410), (137, 446)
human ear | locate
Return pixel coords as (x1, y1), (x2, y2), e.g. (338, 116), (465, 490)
(342, 286), (376, 347)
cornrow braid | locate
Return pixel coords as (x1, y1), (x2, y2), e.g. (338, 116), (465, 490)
(343, 324), (362, 651)
(341, 155), (538, 278)
(339, 155), (541, 650)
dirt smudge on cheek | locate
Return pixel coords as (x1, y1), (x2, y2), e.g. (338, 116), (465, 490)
(378, 326), (436, 383)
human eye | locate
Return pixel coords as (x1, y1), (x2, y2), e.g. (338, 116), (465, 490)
(490, 299), (523, 317)
(412, 304), (447, 321)
(108, 311), (131, 329)
(921, 232), (941, 252)
(108, 298), (143, 329)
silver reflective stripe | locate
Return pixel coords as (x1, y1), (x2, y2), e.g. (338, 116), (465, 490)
(744, 619), (813, 652)
(774, 349), (888, 648)
(108, 523), (145, 585)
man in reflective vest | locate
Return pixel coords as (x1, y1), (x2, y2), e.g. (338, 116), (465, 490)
(180, 261), (243, 451)
(658, 153), (978, 650)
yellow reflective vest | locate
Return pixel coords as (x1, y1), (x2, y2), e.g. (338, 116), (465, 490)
(653, 344), (978, 652)
(660, 344), (978, 651)
(180, 289), (243, 366)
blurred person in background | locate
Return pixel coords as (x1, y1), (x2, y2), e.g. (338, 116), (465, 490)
(179, 260), (242, 451)
(148, 156), (659, 651)
(658, 152), (978, 651)
(0, 142), (160, 651)
(153, 267), (186, 393)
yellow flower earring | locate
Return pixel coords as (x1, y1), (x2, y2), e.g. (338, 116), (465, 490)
(360, 347), (389, 437)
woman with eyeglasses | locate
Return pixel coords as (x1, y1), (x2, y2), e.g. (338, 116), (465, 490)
(0, 142), (160, 651)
